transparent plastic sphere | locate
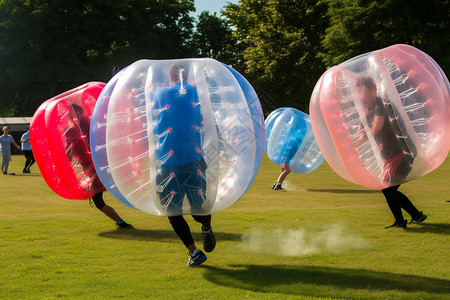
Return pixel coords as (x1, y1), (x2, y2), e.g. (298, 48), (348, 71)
(265, 108), (324, 173)
(90, 59), (264, 215)
(310, 44), (450, 189)
(30, 82), (106, 199)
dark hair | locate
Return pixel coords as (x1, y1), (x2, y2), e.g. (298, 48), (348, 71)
(169, 61), (190, 83)
(356, 76), (377, 91)
(69, 103), (83, 113)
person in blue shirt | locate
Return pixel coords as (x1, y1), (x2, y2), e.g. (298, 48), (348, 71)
(153, 61), (216, 266)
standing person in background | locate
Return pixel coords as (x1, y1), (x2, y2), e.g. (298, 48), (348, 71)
(0, 126), (20, 175)
(21, 125), (35, 173)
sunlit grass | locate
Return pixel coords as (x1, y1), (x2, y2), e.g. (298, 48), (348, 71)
(1, 154), (449, 299)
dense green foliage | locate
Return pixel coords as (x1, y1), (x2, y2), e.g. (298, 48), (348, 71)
(192, 11), (239, 66)
(0, 0), (448, 116)
(224, 0), (329, 112)
(0, 0), (197, 115)
(320, 0), (450, 70)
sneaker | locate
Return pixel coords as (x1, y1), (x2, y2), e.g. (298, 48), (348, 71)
(116, 221), (133, 229)
(272, 182), (283, 190)
(187, 249), (207, 266)
(410, 212), (427, 224)
(385, 219), (407, 229)
(202, 226), (216, 252)
(23, 168), (28, 173)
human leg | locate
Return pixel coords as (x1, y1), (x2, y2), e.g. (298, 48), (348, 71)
(23, 150), (32, 173)
(382, 185), (407, 228)
(92, 193), (132, 228)
(396, 191), (427, 223)
(192, 215), (215, 252)
(26, 150), (35, 170)
(168, 215), (207, 266)
(396, 191), (419, 217)
(3, 159), (9, 174)
(273, 163), (290, 190)
(277, 163), (291, 184)
(1, 153), (6, 174)
(1, 151), (9, 174)
(169, 215), (195, 249)
(24, 152), (30, 169)
(192, 214), (211, 228)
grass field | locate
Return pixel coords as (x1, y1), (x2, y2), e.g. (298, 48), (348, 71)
(1, 154), (449, 299)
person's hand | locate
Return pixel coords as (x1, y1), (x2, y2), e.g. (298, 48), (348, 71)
(16, 145), (20, 150)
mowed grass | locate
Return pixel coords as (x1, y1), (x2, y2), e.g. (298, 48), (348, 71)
(1, 154), (449, 299)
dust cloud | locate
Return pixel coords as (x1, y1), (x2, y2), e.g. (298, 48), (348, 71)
(239, 224), (370, 256)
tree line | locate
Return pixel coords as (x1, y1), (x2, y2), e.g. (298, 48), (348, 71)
(0, 0), (448, 116)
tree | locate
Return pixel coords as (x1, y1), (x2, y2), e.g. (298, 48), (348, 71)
(223, 0), (329, 113)
(320, 0), (450, 74)
(0, 0), (196, 116)
(192, 11), (239, 66)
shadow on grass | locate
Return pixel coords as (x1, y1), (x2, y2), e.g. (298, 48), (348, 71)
(306, 188), (379, 194)
(4, 173), (41, 177)
(203, 264), (450, 297)
(98, 229), (241, 242)
(407, 223), (450, 235)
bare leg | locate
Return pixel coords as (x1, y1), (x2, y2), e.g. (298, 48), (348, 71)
(277, 163), (291, 184)
(101, 204), (122, 223)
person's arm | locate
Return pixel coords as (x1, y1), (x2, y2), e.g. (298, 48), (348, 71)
(372, 115), (385, 134)
(353, 123), (367, 148)
(13, 138), (20, 150)
(20, 135), (29, 143)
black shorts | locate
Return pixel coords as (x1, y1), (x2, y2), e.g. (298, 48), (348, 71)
(156, 159), (207, 215)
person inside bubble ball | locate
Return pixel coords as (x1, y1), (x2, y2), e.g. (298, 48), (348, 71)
(152, 61), (216, 266)
(0, 126), (21, 175)
(66, 104), (132, 229)
(354, 76), (427, 229)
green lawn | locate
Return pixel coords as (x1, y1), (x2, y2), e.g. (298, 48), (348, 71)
(1, 154), (449, 299)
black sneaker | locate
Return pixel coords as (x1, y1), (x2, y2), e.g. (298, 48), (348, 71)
(187, 249), (207, 266)
(410, 212), (427, 224)
(117, 221), (133, 229)
(272, 182), (283, 190)
(385, 219), (407, 229)
(202, 226), (216, 252)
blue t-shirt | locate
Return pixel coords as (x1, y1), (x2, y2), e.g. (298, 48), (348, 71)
(21, 131), (32, 151)
(152, 82), (203, 166)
